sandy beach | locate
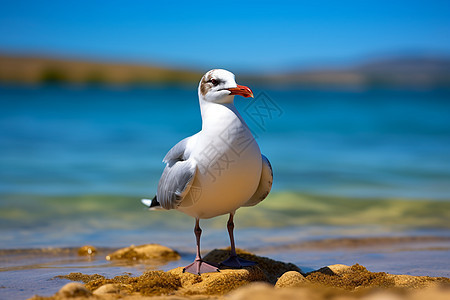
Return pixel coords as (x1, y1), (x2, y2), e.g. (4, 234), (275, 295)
(22, 242), (450, 300)
(1, 235), (448, 299)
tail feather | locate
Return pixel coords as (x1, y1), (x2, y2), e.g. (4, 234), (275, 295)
(141, 196), (164, 210)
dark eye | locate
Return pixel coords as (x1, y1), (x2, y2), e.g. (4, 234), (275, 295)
(210, 78), (218, 86)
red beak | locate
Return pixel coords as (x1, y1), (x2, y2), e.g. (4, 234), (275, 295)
(227, 84), (254, 98)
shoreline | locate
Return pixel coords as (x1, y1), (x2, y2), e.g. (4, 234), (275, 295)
(1, 235), (449, 256)
(1, 235), (449, 299)
(24, 244), (450, 300)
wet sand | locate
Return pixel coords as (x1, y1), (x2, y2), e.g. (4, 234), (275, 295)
(29, 246), (450, 300)
(0, 236), (449, 299)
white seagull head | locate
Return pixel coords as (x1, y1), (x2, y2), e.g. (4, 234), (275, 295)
(198, 69), (254, 104)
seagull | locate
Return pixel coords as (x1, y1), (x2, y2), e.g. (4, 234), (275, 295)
(142, 69), (273, 275)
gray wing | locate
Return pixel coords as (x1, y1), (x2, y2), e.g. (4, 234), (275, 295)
(157, 136), (197, 209)
(157, 160), (197, 209)
(242, 154), (273, 207)
(163, 137), (190, 165)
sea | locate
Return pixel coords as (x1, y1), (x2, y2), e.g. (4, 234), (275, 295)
(0, 84), (449, 297)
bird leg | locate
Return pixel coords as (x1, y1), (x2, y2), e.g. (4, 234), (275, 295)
(183, 218), (219, 275)
(220, 212), (257, 268)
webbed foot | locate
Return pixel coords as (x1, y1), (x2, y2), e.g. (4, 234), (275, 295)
(183, 259), (220, 275)
(220, 255), (257, 268)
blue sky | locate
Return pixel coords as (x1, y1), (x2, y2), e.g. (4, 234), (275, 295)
(0, 0), (449, 71)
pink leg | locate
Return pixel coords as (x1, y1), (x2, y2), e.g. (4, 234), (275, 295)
(183, 218), (219, 275)
(220, 213), (256, 268)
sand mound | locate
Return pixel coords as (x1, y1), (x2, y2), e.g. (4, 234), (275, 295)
(77, 245), (97, 256)
(228, 282), (450, 300)
(203, 248), (301, 284)
(306, 263), (449, 290)
(105, 244), (180, 262)
(274, 271), (308, 288)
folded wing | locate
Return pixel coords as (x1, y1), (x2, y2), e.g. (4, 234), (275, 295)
(157, 136), (198, 209)
(242, 154), (273, 207)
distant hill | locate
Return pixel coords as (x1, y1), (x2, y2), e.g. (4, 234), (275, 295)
(0, 54), (202, 85)
(1, 53), (449, 87)
(356, 56), (450, 87)
(262, 56), (450, 88)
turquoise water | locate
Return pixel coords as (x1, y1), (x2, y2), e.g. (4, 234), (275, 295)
(1, 85), (450, 241)
(1, 85), (450, 200)
(1, 84), (450, 246)
(1, 84), (450, 298)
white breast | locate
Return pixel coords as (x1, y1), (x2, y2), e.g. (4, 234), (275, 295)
(177, 102), (262, 219)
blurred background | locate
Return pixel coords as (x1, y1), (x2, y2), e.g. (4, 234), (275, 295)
(0, 0), (449, 275)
